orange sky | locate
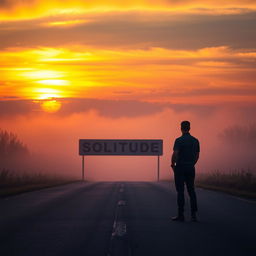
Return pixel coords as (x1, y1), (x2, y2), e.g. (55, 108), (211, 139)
(0, 1), (256, 179)
(1, 0), (256, 106)
(1, 46), (256, 105)
(1, 1), (256, 20)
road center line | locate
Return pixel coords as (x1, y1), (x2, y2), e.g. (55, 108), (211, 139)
(107, 183), (132, 256)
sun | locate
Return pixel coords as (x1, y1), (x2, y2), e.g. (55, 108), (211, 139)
(32, 88), (63, 113)
(40, 100), (62, 113)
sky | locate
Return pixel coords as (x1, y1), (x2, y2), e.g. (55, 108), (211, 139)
(0, 0), (256, 180)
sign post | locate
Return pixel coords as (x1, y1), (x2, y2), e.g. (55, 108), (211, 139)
(157, 155), (160, 182)
(79, 139), (163, 181)
(82, 155), (85, 181)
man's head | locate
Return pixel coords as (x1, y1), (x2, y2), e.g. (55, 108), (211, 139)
(181, 121), (190, 133)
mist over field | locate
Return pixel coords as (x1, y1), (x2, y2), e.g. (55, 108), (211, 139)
(1, 99), (255, 181)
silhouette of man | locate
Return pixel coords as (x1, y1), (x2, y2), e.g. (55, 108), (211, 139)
(171, 121), (200, 222)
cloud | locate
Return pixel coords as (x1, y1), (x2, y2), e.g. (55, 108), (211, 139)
(1, 46), (255, 105)
(0, 100), (39, 117)
(175, 86), (256, 96)
(0, 0), (38, 9)
(1, 11), (256, 50)
(0, 98), (204, 118)
(0, 98), (165, 118)
(1, 98), (256, 120)
(1, 1), (256, 13)
(59, 98), (166, 118)
(219, 123), (256, 147)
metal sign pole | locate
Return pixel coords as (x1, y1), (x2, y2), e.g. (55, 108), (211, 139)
(82, 155), (85, 181)
(157, 155), (160, 182)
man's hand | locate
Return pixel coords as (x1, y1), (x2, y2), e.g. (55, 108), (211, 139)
(171, 150), (178, 171)
(171, 164), (176, 172)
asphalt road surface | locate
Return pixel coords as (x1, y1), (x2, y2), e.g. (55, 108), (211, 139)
(0, 182), (255, 256)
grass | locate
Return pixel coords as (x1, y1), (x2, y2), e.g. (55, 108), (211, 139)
(0, 169), (79, 197)
(196, 170), (256, 199)
(1, 169), (255, 199)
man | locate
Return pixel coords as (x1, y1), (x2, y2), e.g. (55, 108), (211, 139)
(171, 121), (200, 222)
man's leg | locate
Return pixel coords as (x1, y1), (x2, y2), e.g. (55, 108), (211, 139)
(185, 166), (198, 220)
(174, 168), (185, 218)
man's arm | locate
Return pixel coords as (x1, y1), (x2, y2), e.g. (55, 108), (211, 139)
(194, 139), (200, 165)
(194, 152), (199, 165)
(171, 150), (179, 169)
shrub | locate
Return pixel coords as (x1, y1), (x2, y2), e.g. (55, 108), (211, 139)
(197, 169), (256, 193)
(0, 129), (29, 160)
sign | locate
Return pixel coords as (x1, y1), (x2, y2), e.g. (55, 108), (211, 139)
(79, 139), (163, 156)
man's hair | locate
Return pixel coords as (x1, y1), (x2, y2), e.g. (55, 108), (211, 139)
(181, 121), (190, 131)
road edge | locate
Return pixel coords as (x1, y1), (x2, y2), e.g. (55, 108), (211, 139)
(0, 180), (81, 198)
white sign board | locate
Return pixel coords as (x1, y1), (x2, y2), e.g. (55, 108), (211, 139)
(79, 139), (163, 156)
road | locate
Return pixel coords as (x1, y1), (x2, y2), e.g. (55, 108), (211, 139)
(0, 182), (255, 256)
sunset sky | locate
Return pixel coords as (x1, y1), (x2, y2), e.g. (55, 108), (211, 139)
(1, 1), (256, 180)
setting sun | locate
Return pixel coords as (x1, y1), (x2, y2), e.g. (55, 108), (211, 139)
(40, 99), (62, 113)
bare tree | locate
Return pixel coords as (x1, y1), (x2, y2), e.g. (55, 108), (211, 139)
(219, 123), (256, 147)
(0, 129), (29, 160)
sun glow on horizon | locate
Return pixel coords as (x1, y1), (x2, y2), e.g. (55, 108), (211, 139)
(36, 79), (70, 86)
(22, 70), (64, 80)
(1, 45), (256, 103)
(40, 99), (62, 113)
(34, 88), (63, 100)
(43, 19), (89, 27)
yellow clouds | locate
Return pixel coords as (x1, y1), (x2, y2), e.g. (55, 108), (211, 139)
(1, 0), (256, 21)
(0, 48), (71, 99)
(42, 19), (90, 28)
(0, 46), (256, 103)
(32, 88), (63, 100)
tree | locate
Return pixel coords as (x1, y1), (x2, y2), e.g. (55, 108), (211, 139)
(219, 123), (256, 147)
(0, 129), (29, 159)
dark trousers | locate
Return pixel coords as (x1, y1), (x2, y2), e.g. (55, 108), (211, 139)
(174, 165), (198, 215)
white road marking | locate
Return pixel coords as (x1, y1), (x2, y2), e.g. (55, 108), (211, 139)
(112, 221), (127, 237)
(118, 200), (126, 206)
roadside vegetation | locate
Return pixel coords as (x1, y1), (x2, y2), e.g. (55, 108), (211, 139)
(0, 129), (29, 160)
(196, 170), (256, 199)
(0, 169), (78, 197)
(0, 129), (77, 197)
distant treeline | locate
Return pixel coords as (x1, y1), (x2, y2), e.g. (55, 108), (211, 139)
(220, 123), (256, 147)
(0, 168), (76, 197)
(0, 129), (29, 160)
(197, 170), (256, 199)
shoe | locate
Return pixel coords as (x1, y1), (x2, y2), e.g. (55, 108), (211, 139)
(191, 213), (198, 222)
(172, 215), (185, 222)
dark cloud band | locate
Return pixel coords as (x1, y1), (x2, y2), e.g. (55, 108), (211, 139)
(1, 11), (256, 50)
(1, 98), (255, 119)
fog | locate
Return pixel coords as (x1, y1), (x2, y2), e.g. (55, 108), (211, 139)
(0, 99), (255, 181)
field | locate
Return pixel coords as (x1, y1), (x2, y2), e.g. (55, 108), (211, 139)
(0, 169), (78, 197)
(1, 168), (256, 199)
(196, 170), (256, 199)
